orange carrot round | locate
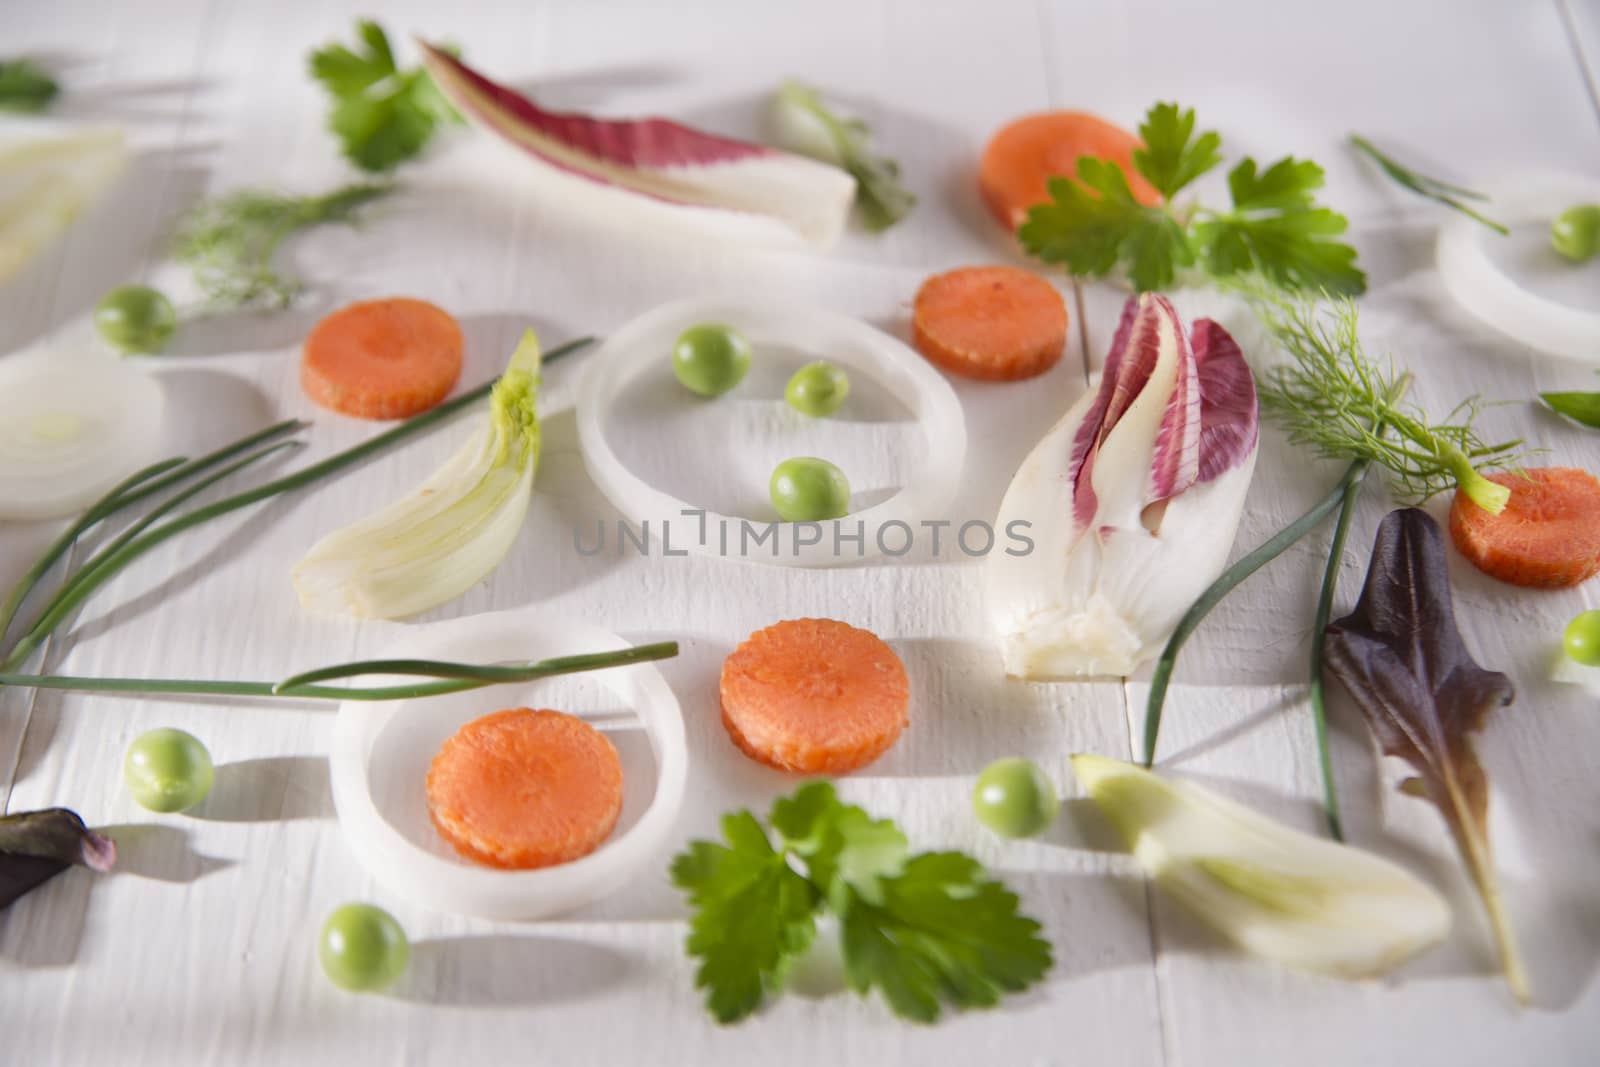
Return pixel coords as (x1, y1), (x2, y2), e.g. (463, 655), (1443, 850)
(912, 266), (1068, 381)
(979, 111), (1160, 231)
(301, 297), (464, 420)
(720, 618), (909, 774)
(426, 708), (623, 870)
(1449, 467), (1600, 588)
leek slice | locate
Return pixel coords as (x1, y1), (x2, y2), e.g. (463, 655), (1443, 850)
(292, 330), (543, 619)
(1073, 754), (1451, 978)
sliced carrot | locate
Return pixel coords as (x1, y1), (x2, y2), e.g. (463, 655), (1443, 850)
(301, 297), (464, 420)
(1449, 467), (1600, 588)
(911, 266), (1068, 381)
(979, 110), (1161, 231)
(720, 618), (909, 774)
(426, 708), (623, 870)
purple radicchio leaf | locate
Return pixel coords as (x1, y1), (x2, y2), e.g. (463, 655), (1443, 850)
(0, 808), (116, 910)
(1322, 508), (1527, 1003)
(1189, 318), (1259, 483)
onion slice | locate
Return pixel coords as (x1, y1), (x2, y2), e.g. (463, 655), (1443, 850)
(327, 610), (687, 920)
(0, 349), (165, 520)
(1436, 172), (1600, 364)
(575, 298), (966, 567)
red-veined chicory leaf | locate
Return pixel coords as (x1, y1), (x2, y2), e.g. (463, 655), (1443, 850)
(415, 41), (856, 248)
(0, 808), (115, 909)
(988, 293), (1259, 678)
(1324, 507), (1529, 1004)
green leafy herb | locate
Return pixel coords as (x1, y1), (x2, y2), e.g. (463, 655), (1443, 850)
(1019, 102), (1365, 294)
(173, 182), (392, 308)
(309, 20), (460, 173)
(1542, 375), (1600, 428)
(671, 782), (1050, 1024)
(0, 58), (59, 113)
(772, 81), (915, 231)
(1349, 134), (1508, 236)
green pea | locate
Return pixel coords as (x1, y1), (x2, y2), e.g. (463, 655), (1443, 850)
(784, 361), (850, 418)
(769, 456), (850, 521)
(1551, 204), (1600, 263)
(124, 727), (214, 813)
(94, 285), (177, 354)
(972, 757), (1058, 839)
(672, 323), (752, 397)
(319, 902), (410, 992)
(1564, 609), (1600, 667)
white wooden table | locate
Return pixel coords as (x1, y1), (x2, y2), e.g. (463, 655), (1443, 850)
(4, 1), (1599, 1063)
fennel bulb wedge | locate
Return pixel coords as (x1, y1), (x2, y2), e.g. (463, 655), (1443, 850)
(0, 122), (126, 285)
(1073, 755), (1451, 979)
(293, 330), (543, 619)
(986, 293), (1259, 678)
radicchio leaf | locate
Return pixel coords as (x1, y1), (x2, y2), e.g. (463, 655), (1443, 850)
(1191, 318), (1259, 482)
(0, 807), (115, 909)
(1323, 508), (1528, 1003)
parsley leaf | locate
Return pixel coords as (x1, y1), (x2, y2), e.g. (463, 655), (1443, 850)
(671, 811), (818, 1024)
(1193, 157), (1367, 295)
(1020, 157), (1192, 292)
(308, 21), (459, 173)
(840, 853), (1052, 1023)
(672, 783), (1052, 1025)
(1018, 101), (1365, 295)
(0, 59), (59, 114)
(1132, 102), (1222, 200)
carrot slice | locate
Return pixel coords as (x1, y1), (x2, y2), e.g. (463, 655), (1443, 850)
(301, 297), (464, 420)
(720, 618), (910, 774)
(426, 708), (623, 870)
(1449, 467), (1600, 588)
(979, 110), (1161, 231)
(912, 266), (1068, 381)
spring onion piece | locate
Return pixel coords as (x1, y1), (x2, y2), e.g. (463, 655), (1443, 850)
(576, 298), (965, 567)
(293, 329), (544, 619)
(0, 122), (126, 284)
(771, 81), (914, 232)
(327, 610), (687, 919)
(987, 293), (1259, 678)
(1072, 754), (1450, 978)
(416, 42), (856, 249)
(1436, 171), (1600, 364)
(0, 349), (164, 520)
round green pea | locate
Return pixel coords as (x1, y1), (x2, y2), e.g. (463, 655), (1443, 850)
(319, 902), (410, 992)
(124, 727), (214, 813)
(784, 361), (850, 418)
(94, 285), (177, 354)
(769, 457), (851, 521)
(1564, 609), (1600, 667)
(972, 758), (1058, 839)
(1552, 204), (1600, 263)
(672, 323), (752, 397)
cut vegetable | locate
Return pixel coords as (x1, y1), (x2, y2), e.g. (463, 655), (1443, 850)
(292, 330), (540, 619)
(911, 266), (1068, 381)
(577, 298), (966, 567)
(0, 122), (126, 285)
(979, 111), (1159, 230)
(0, 808), (115, 910)
(720, 618), (909, 774)
(301, 297), (464, 420)
(328, 610), (687, 919)
(428, 708), (623, 869)
(0, 349), (165, 520)
(417, 42), (856, 249)
(770, 80), (915, 232)
(1448, 467), (1600, 588)
(1074, 755), (1450, 977)
(987, 294), (1259, 678)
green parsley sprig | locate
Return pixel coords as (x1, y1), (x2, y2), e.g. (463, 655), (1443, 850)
(0, 58), (59, 113)
(1019, 102), (1365, 294)
(672, 782), (1051, 1024)
(309, 20), (461, 173)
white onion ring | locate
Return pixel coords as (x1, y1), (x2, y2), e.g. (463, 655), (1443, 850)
(576, 297), (967, 566)
(1436, 172), (1600, 364)
(0, 349), (165, 519)
(328, 610), (687, 920)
